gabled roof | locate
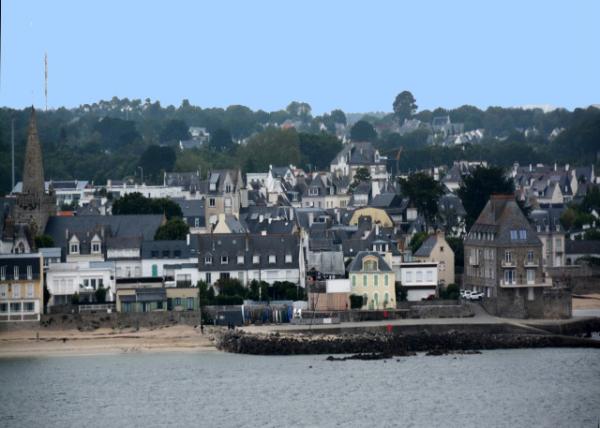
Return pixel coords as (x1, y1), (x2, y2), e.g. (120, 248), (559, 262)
(414, 235), (438, 257)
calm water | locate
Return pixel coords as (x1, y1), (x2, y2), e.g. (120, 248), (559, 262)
(1, 349), (599, 427)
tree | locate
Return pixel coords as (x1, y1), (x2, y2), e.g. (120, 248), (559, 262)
(330, 109), (347, 125)
(286, 101), (312, 120)
(408, 232), (428, 254)
(35, 234), (54, 248)
(112, 193), (183, 219)
(350, 120), (377, 142)
(95, 285), (110, 303)
(209, 128), (235, 153)
(350, 167), (371, 191)
(298, 133), (343, 171)
(155, 218), (189, 240)
(446, 237), (464, 274)
(457, 166), (514, 229)
(139, 145), (176, 183)
(393, 91), (417, 123)
(349, 294), (364, 309)
(395, 284), (408, 302)
(399, 173), (444, 227)
(159, 119), (189, 144)
(238, 127), (301, 172)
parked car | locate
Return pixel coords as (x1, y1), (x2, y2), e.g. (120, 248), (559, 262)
(468, 292), (484, 301)
(460, 290), (472, 299)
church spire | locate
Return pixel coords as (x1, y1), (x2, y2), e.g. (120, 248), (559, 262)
(22, 106), (46, 197)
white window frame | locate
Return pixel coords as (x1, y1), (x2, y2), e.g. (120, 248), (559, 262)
(285, 254), (292, 263)
(205, 255), (212, 265)
(27, 265), (32, 280)
(221, 256), (229, 265)
(268, 255), (276, 264)
(237, 255), (244, 265)
(13, 284), (20, 298)
(26, 283), (34, 298)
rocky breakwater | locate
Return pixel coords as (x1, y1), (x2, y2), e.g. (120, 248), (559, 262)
(216, 328), (600, 356)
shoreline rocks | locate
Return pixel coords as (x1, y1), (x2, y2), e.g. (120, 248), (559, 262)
(216, 327), (600, 356)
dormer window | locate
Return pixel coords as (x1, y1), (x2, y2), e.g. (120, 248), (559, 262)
(253, 255), (260, 264)
(285, 253), (292, 263)
(269, 255), (276, 264)
(221, 255), (229, 264)
(225, 184), (232, 193)
(363, 259), (377, 271)
(0, 266), (5, 280)
(27, 266), (32, 280)
(91, 242), (101, 254)
(308, 188), (319, 196)
(205, 255), (212, 265)
(237, 255), (244, 264)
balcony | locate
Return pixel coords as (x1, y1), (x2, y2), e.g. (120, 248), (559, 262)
(501, 260), (516, 268)
(524, 258), (539, 267)
(499, 278), (552, 288)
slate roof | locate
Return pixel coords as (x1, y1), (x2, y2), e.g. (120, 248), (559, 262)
(413, 235), (438, 257)
(465, 195), (541, 247)
(141, 240), (196, 259)
(0, 253), (42, 280)
(565, 240), (600, 255)
(347, 251), (392, 272)
(45, 215), (164, 252)
(198, 233), (300, 271)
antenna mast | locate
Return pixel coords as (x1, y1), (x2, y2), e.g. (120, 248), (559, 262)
(11, 119), (15, 191)
(44, 53), (48, 111)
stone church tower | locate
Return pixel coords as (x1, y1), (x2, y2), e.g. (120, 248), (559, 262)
(12, 107), (56, 239)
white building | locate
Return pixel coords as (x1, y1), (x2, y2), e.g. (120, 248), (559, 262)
(46, 261), (116, 306)
(398, 262), (439, 301)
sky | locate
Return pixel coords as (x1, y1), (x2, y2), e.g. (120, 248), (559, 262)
(1, 0), (599, 114)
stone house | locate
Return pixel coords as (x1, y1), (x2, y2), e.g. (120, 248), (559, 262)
(0, 253), (44, 322)
(463, 195), (561, 318)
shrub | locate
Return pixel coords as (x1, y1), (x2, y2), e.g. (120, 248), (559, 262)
(349, 294), (364, 309)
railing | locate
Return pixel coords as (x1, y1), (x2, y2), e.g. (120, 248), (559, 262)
(499, 279), (552, 288)
(176, 281), (193, 288)
(501, 260), (516, 268)
(78, 303), (116, 313)
(524, 258), (539, 267)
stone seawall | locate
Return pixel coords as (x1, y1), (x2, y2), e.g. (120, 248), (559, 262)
(216, 323), (600, 355)
(33, 312), (202, 331)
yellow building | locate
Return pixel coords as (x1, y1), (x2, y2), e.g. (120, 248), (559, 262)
(348, 251), (396, 310)
(0, 253), (44, 322)
(348, 208), (394, 228)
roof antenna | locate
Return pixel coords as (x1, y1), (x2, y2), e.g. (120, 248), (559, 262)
(44, 52), (48, 112)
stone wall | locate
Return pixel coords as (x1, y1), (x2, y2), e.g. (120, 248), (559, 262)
(481, 287), (571, 319)
(37, 311), (201, 331)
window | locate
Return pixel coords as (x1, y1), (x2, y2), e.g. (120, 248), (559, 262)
(174, 250), (181, 258)
(426, 270), (433, 282)
(205, 255), (212, 265)
(0, 266), (5, 280)
(237, 255), (244, 264)
(363, 275), (367, 287)
(194, 218), (200, 228)
(27, 266), (32, 280)
(26, 284), (34, 298)
(92, 242), (101, 254)
(0, 303), (6, 313)
(352, 275), (356, 288)
(440, 261), (446, 271)
(209, 198), (216, 207)
(504, 251), (513, 263)
(285, 253), (292, 263)
(374, 275), (378, 287)
(269, 255), (276, 264)
(225, 184), (231, 193)
(527, 251), (534, 262)
(363, 259), (377, 271)
(13, 284), (20, 298)
(406, 271), (413, 283)
(416, 271), (423, 282)
(527, 269), (535, 284)
(308, 187), (319, 196)
(510, 230), (518, 240)
(0, 284), (7, 298)
(206, 273), (212, 284)
(23, 302), (34, 312)
(187, 297), (194, 310)
(151, 250), (159, 258)
(519, 230), (527, 240)
(504, 269), (515, 284)
(384, 274), (388, 286)
(253, 255), (260, 264)
(14, 266), (19, 280)
(175, 298), (182, 306)
(224, 198), (232, 208)
(162, 250), (170, 258)
(221, 255), (229, 264)
(440, 246), (444, 252)
(10, 302), (21, 312)
(151, 264), (158, 277)
(555, 238), (562, 250)
(219, 272), (230, 280)
(70, 243), (79, 254)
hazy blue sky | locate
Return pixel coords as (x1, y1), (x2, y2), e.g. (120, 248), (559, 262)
(1, 0), (598, 113)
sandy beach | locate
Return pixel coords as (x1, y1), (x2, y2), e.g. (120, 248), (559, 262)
(0, 325), (217, 358)
(573, 294), (600, 310)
